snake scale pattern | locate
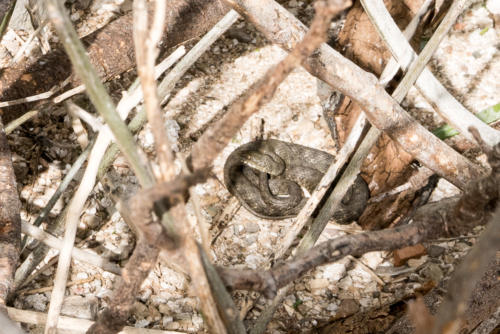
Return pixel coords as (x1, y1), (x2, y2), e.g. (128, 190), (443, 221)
(224, 139), (369, 223)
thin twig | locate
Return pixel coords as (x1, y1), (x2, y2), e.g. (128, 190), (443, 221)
(225, 0), (483, 189)
(360, 0), (500, 147)
(20, 137), (94, 250)
(248, 0), (455, 328)
(158, 10), (241, 104)
(66, 101), (103, 132)
(52, 85), (86, 104)
(0, 116), (21, 310)
(21, 221), (121, 275)
(43, 129), (110, 334)
(133, 0), (175, 181)
(90, 11), (245, 333)
(0, 76), (72, 108)
(4, 110), (39, 134)
(7, 307), (179, 334)
(40, 3), (186, 327)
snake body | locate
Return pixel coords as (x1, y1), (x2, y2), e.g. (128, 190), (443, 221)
(223, 139), (369, 223)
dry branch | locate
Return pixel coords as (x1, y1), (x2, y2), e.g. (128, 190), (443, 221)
(88, 172), (214, 333)
(223, 0), (483, 189)
(190, 0), (351, 171)
(360, 0), (500, 147)
(0, 0), (229, 123)
(0, 117), (21, 311)
(430, 207), (500, 333)
(7, 307), (178, 333)
(217, 129), (499, 297)
(88, 10), (243, 333)
(133, 0), (176, 181)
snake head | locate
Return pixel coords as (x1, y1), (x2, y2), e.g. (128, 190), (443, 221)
(239, 151), (285, 176)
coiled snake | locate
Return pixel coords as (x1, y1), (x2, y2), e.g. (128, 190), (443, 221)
(224, 139), (369, 223)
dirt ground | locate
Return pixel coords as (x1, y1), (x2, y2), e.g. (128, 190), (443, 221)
(1, 0), (499, 333)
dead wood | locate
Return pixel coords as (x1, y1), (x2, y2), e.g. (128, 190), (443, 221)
(387, 259), (500, 334)
(87, 171), (209, 333)
(216, 130), (499, 297)
(92, 2), (352, 332)
(224, 0), (483, 190)
(429, 129), (500, 334)
(335, 0), (430, 230)
(86, 242), (159, 334)
(190, 0), (351, 171)
(0, 0), (229, 122)
(0, 116), (21, 311)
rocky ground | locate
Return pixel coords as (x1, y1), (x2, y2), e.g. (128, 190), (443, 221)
(1, 0), (499, 332)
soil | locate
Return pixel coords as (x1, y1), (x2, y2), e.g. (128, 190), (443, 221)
(0, 0), (498, 333)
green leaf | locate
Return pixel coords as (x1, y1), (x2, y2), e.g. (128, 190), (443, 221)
(479, 27), (489, 35)
(432, 102), (500, 140)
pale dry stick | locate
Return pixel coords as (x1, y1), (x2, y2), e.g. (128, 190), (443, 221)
(275, 0), (433, 277)
(89, 13), (243, 334)
(21, 221), (121, 275)
(251, 1), (441, 330)
(158, 10), (241, 103)
(0, 85), (60, 108)
(69, 111), (89, 149)
(133, 1), (227, 331)
(361, 0), (500, 147)
(7, 308), (182, 334)
(4, 110), (39, 134)
(52, 46), (186, 105)
(378, 0), (433, 85)
(225, 0), (482, 189)
(133, 0), (175, 180)
(43, 132), (110, 334)
(20, 255), (58, 290)
(10, 20), (47, 65)
(43, 0), (185, 326)
(66, 100), (103, 132)
(3, 45), (185, 135)
(52, 85), (86, 104)
(18, 138), (93, 251)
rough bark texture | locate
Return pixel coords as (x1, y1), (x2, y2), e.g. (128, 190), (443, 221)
(0, 0), (229, 122)
(386, 259), (500, 334)
(227, 0), (483, 190)
(336, 0), (429, 230)
(217, 132), (499, 296)
(0, 116), (21, 310)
